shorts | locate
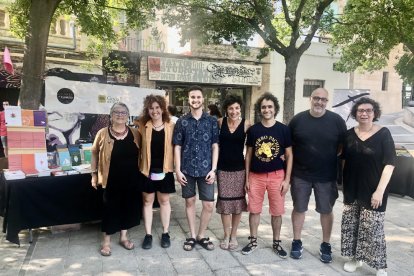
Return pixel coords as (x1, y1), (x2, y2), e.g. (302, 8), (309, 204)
(247, 170), (285, 216)
(291, 176), (338, 214)
(141, 172), (176, 194)
(181, 174), (214, 201)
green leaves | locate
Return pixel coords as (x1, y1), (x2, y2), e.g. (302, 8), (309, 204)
(331, 0), (414, 81)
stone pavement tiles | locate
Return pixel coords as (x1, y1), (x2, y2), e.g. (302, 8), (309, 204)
(1, 183), (413, 276)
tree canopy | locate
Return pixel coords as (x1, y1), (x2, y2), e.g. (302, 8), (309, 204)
(162, 0), (335, 122)
(330, 0), (414, 84)
(7, 0), (159, 109)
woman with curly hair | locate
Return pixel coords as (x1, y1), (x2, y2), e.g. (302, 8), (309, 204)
(216, 94), (250, 251)
(138, 94), (176, 249)
(341, 97), (395, 276)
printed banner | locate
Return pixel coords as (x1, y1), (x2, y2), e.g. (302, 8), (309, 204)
(148, 56), (262, 86)
(332, 89), (371, 129)
(45, 76), (164, 145)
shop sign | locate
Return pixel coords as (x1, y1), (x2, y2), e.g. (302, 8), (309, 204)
(148, 56), (262, 86)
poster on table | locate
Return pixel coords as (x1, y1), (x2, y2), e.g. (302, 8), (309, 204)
(45, 76), (164, 146)
(332, 89), (371, 129)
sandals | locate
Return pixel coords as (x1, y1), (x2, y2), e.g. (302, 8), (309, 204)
(273, 240), (287, 259)
(197, 237), (215, 250)
(183, 238), (196, 251)
(100, 245), (111, 256)
(228, 238), (239, 251)
(241, 236), (258, 255)
(220, 237), (230, 250)
(119, 239), (135, 250)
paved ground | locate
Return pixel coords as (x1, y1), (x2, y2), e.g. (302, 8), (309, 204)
(1, 113), (413, 276)
(1, 183), (413, 276)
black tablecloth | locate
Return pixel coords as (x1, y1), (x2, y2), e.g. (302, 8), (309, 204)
(389, 156), (414, 198)
(0, 173), (102, 245)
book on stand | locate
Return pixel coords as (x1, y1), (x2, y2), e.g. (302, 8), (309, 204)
(22, 153), (39, 176)
(47, 151), (59, 169)
(4, 106), (22, 126)
(68, 144), (82, 166)
(21, 109), (34, 126)
(57, 146), (72, 171)
(80, 143), (93, 164)
(33, 110), (47, 126)
(35, 152), (50, 177)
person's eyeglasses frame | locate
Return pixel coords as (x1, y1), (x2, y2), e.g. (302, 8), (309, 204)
(356, 108), (374, 115)
(112, 111), (128, 117)
(311, 96), (328, 103)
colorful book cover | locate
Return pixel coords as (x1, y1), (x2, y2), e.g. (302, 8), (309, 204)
(22, 153), (38, 175)
(35, 152), (49, 171)
(68, 144), (82, 166)
(47, 151), (59, 169)
(20, 131), (34, 148)
(8, 154), (22, 171)
(33, 110), (47, 126)
(57, 146), (72, 171)
(6, 131), (21, 148)
(32, 131), (46, 149)
(4, 106), (22, 127)
(81, 143), (93, 164)
(21, 109), (34, 126)
(82, 149), (92, 164)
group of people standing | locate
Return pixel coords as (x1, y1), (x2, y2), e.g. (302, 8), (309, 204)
(90, 85), (395, 276)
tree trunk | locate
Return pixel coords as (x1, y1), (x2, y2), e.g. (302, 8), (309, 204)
(19, 0), (61, 109)
(282, 53), (300, 123)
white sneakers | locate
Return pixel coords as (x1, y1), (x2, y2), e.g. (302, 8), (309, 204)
(343, 259), (387, 276)
(343, 259), (363, 272)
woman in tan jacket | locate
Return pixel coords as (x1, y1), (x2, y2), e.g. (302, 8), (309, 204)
(138, 95), (175, 249)
(91, 102), (141, 256)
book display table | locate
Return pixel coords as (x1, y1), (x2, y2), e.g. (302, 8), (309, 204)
(0, 173), (102, 245)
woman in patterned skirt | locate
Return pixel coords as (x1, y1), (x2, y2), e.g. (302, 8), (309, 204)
(216, 94), (250, 251)
(341, 97), (396, 276)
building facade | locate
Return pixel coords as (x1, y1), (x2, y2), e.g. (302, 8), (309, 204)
(135, 42), (271, 121)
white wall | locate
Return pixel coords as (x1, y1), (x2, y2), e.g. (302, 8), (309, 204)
(269, 42), (349, 121)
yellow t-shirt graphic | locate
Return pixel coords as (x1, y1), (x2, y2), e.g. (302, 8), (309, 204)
(255, 135), (280, 162)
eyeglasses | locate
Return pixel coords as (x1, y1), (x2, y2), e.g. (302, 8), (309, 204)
(356, 108), (374, 114)
(311, 96), (328, 103)
(113, 111), (128, 116)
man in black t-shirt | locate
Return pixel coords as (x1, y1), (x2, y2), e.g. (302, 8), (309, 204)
(288, 88), (346, 263)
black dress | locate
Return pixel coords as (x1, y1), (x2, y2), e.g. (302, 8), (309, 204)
(216, 118), (247, 214)
(102, 128), (142, 235)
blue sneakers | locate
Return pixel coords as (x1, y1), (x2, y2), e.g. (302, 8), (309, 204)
(290, 239), (303, 259)
(319, 242), (332, 263)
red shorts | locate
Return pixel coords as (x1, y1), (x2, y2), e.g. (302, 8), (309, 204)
(247, 170), (285, 216)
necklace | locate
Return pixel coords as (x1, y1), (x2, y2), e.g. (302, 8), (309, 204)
(152, 122), (164, 129)
(110, 126), (128, 137)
